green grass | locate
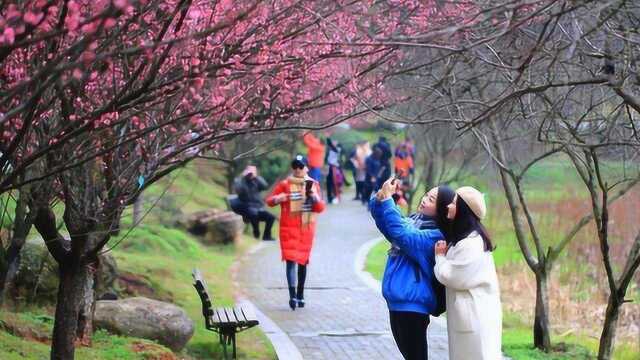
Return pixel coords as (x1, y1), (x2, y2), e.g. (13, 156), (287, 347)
(365, 239), (388, 281)
(107, 159), (275, 358)
(1, 160), (276, 359)
(502, 312), (640, 360)
(0, 192), (17, 230)
(0, 310), (173, 360)
(110, 225), (275, 359)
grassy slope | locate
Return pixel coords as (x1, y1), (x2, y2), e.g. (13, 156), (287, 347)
(0, 159), (275, 359)
(364, 157), (640, 360)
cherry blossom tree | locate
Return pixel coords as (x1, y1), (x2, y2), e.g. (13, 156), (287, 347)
(1, 1), (474, 358)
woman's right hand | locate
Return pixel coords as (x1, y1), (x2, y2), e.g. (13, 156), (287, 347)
(377, 177), (397, 200)
(435, 240), (448, 256)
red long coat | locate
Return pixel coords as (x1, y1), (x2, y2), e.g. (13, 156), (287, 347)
(266, 177), (325, 265)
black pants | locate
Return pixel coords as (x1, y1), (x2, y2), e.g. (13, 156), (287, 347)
(354, 181), (365, 200)
(248, 209), (275, 239)
(285, 261), (307, 300)
(326, 166), (336, 203)
(362, 179), (375, 205)
(389, 311), (430, 360)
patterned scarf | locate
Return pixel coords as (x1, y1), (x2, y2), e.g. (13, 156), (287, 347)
(289, 176), (314, 225)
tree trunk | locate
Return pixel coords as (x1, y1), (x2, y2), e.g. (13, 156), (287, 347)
(534, 271), (552, 351)
(50, 262), (89, 360)
(0, 191), (32, 305)
(76, 261), (97, 346)
(226, 161), (238, 194)
(0, 242), (24, 305)
(598, 295), (621, 360)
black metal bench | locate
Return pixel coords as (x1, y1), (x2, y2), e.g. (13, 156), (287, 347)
(192, 268), (259, 359)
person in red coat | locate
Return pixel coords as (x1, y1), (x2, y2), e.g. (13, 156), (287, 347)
(266, 154), (326, 310)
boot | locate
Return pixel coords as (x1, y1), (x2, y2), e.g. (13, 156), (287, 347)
(296, 286), (305, 308)
(288, 286), (296, 311)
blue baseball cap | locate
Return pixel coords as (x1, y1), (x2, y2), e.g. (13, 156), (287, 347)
(291, 154), (308, 168)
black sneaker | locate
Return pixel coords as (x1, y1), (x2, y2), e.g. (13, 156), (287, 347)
(296, 298), (305, 308)
(289, 299), (297, 311)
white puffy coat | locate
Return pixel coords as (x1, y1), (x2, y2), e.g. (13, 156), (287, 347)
(435, 232), (502, 360)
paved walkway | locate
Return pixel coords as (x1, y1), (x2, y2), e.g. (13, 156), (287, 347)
(236, 195), (449, 359)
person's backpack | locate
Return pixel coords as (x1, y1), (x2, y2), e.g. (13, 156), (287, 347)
(431, 276), (447, 317)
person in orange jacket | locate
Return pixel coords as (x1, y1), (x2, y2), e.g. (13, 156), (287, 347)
(303, 132), (325, 182)
(394, 143), (415, 180)
(266, 155), (326, 310)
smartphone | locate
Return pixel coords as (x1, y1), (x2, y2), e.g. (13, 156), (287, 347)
(305, 180), (314, 196)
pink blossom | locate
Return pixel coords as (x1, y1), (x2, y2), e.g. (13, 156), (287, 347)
(2, 27), (15, 44)
(24, 12), (44, 25)
(113, 0), (129, 9)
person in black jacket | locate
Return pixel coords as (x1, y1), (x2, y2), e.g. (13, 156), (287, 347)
(231, 165), (275, 241)
(373, 136), (393, 190)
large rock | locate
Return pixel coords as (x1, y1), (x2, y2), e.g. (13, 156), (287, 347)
(94, 297), (194, 351)
(14, 240), (118, 303)
(181, 209), (244, 245)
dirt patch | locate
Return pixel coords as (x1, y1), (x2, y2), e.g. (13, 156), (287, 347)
(117, 272), (174, 302)
(508, 188), (640, 299)
(131, 341), (177, 360)
(0, 314), (50, 344)
(499, 264), (639, 342)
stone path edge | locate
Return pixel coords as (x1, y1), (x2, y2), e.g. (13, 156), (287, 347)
(354, 237), (384, 294)
(230, 241), (303, 360)
(354, 237), (448, 329)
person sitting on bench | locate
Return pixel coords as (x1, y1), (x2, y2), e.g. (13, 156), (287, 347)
(230, 165), (275, 241)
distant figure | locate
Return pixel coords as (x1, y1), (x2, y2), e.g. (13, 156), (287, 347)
(394, 143), (414, 180)
(325, 137), (344, 204)
(230, 165), (275, 241)
(266, 155), (326, 310)
(350, 141), (371, 202)
(303, 132), (325, 183)
(363, 146), (383, 203)
(373, 136), (393, 190)
(396, 136), (415, 159)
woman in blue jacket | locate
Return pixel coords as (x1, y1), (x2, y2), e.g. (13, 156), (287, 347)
(370, 181), (455, 360)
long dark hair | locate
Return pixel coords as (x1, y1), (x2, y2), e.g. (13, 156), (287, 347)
(434, 185), (455, 239)
(448, 196), (494, 251)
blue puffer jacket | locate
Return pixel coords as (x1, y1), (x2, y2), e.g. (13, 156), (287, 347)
(369, 197), (444, 315)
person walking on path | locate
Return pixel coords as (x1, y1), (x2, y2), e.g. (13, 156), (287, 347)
(369, 180), (454, 360)
(230, 165), (275, 241)
(363, 146), (383, 205)
(266, 155), (326, 310)
(349, 141), (371, 201)
(434, 186), (502, 360)
(373, 136), (393, 189)
(303, 132), (325, 183)
(325, 137), (345, 204)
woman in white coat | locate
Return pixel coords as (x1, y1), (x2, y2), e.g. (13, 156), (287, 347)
(434, 186), (502, 360)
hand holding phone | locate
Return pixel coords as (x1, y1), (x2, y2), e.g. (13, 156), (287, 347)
(305, 180), (315, 199)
